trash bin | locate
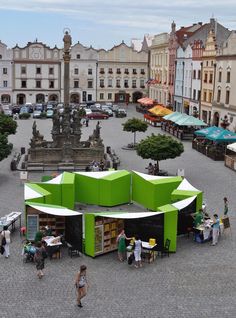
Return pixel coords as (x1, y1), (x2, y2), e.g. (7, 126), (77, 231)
(21, 147), (25, 155)
(10, 160), (16, 171)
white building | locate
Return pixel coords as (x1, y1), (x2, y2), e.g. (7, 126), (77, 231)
(97, 42), (148, 103)
(182, 44), (192, 114)
(149, 33), (169, 105)
(12, 41), (61, 104)
(174, 46), (185, 112)
(0, 41), (13, 104)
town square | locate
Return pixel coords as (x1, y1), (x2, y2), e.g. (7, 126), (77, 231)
(1, 1), (236, 318)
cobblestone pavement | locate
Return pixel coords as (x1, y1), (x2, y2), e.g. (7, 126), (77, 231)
(0, 104), (236, 318)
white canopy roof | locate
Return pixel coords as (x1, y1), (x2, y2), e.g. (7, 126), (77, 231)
(24, 184), (44, 201)
(98, 211), (163, 219)
(75, 171), (117, 179)
(172, 196), (196, 210)
(132, 171), (174, 181)
(177, 179), (199, 192)
(45, 174), (63, 184)
(26, 203), (82, 216)
(227, 142), (236, 153)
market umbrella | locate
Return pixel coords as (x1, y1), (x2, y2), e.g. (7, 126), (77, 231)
(194, 126), (219, 136)
(175, 115), (207, 126)
(167, 113), (189, 123)
(149, 105), (173, 117)
(207, 129), (236, 142)
(227, 142), (236, 152)
(163, 112), (186, 122)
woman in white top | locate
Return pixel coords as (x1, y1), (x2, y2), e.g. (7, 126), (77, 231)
(75, 265), (89, 308)
(1, 226), (11, 258)
(134, 235), (142, 268)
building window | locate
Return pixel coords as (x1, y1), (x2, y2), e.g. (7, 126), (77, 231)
(209, 92), (212, 103)
(100, 68), (105, 74)
(116, 79), (120, 88)
(77, 54), (80, 59)
(193, 89), (196, 100)
(49, 80), (54, 88)
(141, 69), (145, 75)
(198, 70), (201, 80)
(74, 80), (79, 88)
(204, 73), (207, 83)
(117, 68), (121, 74)
(3, 68), (7, 75)
(198, 90), (201, 101)
(193, 70), (196, 79)
(206, 61), (208, 67)
(124, 79), (129, 88)
(108, 93), (112, 100)
(209, 73), (213, 84)
(225, 90), (230, 104)
(108, 78), (112, 87)
(108, 68), (113, 74)
(74, 68), (79, 75)
(88, 80), (93, 88)
(0, 54), (2, 59)
(21, 66), (26, 74)
(217, 89), (221, 103)
(133, 69), (137, 75)
(21, 80), (27, 88)
(124, 68), (129, 74)
(3, 80), (8, 87)
(36, 67), (41, 74)
(100, 79), (104, 88)
(132, 79), (136, 88)
(88, 94), (92, 101)
(100, 93), (104, 100)
(226, 71), (230, 83)
(88, 68), (92, 75)
(36, 80), (41, 88)
(140, 79), (145, 88)
(203, 91), (207, 102)
(49, 67), (54, 75)
(218, 71), (222, 82)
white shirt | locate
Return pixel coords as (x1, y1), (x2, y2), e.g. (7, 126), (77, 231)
(1, 230), (11, 243)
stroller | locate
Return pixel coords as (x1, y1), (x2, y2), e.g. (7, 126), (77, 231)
(22, 241), (36, 263)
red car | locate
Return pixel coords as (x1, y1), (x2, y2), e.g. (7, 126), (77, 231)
(86, 112), (109, 120)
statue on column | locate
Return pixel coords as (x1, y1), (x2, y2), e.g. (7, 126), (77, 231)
(52, 110), (61, 134)
(63, 31), (72, 53)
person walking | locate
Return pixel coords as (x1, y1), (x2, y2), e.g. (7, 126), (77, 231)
(116, 229), (132, 261)
(1, 226), (11, 258)
(75, 265), (89, 308)
(134, 235), (142, 268)
(212, 214), (220, 246)
(223, 197), (228, 216)
(34, 242), (46, 279)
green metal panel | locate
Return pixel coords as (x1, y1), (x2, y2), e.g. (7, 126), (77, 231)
(35, 183), (62, 206)
(85, 214), (95, 257)
(26, 183), (51, 203)
(132, 172), (154, 210)
(157, 204), (178, 252)
(75, 174), (99, 204)
(61, 172), (75, 209)
(171, 190), (203, 212)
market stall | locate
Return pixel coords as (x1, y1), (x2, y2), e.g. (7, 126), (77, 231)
(225, 142), (236, 171)
(0, 212), (22, 233)
(132, 171), (182, 211)
(75, 170), (131, 206)
(144, 105), (173, 127)
(25, 202), (82, 251)
(84, 209), (178, 257)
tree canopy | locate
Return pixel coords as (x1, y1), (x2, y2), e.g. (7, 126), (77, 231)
(122, 118), (148, 145)
(136, 133), (184, 171)
(0, 114), (17, 162)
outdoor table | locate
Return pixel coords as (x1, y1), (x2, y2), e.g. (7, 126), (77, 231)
(194, 219), (213, 242)
(141, 241), (157, 263)
(43, 236), (62, 259)
(0, 212), (22, 233)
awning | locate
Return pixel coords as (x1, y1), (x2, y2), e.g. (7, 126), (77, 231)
(227, 142), (236, 152)
(26, 202), (82, 216)
(172, 196), (196, 210)
(174, 116), (207, 126)
(24, 184), (45, 200)
(45, 174), (63, 184)
(75, 170), (119, 179)
(177, 179), (200, 192)
(194, 126), (219, 136)
(95, 211), (163, 219)
(206, 129), (236, 142)
(163, 112), (188, 123)
(148, 105), (173, 117)
(137, 97), (154, 106)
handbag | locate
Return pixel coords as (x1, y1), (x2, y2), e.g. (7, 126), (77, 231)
(1, 232), (6, 246)
(0, 245), (5, 255)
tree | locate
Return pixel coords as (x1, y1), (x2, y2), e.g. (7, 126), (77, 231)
(0, 114), (17, 162)
(136, 133), (184, 172)
(122, 118), (148, 146)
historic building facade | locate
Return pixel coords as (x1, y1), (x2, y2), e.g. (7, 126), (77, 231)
(0, 41), (13, 104)
(12, 41), (61, 104)
(97, 42), (148, 103)
(149, 33), (169, 105)
(212, 31), (236, 131)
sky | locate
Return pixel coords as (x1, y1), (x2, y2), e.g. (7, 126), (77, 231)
(0, 0), (236, 50)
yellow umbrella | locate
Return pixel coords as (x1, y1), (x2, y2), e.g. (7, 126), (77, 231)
(148, 105), (173, 117)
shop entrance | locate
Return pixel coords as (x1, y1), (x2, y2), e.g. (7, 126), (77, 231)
(17, 94), (26, 105)
(132, 91), (143, 103)
(36, 94), (45, 103)
(213, 112), (220, 127)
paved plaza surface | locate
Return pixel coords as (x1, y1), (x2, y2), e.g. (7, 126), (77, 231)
(0, 104), (236, 318)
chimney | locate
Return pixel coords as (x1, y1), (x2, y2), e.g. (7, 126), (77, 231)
(198, 22), (203, 25)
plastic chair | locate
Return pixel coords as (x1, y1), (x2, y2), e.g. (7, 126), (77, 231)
(67, 242), (80, 258)
(159, 239), (171, 258)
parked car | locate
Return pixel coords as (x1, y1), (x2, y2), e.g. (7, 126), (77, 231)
(46, 104), (54, 110)
(25, 103), (34, 113)
(20, 106), (29, 114)
(84, 108), (92, 116)
(3, 109), (13, 117)
(12, 105), (21, 114)
(86, 101), (96, 107)
(101, 106), (113, 117)
(115, 108), (127, 118)
(33, 110), (42, 118)
(86, 112), (109, 120)
(46, 109), (54, 118)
